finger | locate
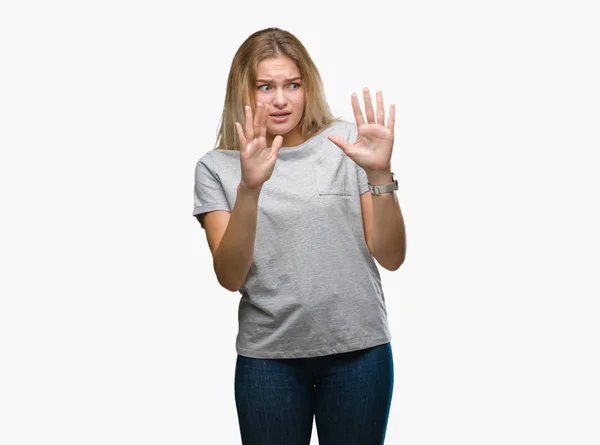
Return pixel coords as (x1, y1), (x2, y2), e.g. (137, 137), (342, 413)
(387, 104), (395, 133)
(253, 102), (263, 139)
(328, 135), (351, 155)
(244, 105), (254, 141)
(363, 88), (375, 124)
(235, 122), (247, 151)
(269, 134), (283, 158)
(260, 103), (268, 139)
(376, 90), (385, 126)
(351, 93), (365, 127)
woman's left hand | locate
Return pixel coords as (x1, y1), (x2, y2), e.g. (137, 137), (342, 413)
(328, 88), (395, 174)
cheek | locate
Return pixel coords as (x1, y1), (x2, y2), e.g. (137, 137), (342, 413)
(294, 93), (305, 110)
(294, 96), (305, 114)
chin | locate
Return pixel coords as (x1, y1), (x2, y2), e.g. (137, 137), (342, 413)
(267, 124), (294, 135)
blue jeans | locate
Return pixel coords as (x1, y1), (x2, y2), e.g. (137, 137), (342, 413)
(234, 342), (394, 445)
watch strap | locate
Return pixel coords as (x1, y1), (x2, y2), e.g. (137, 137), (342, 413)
(368, 172), (398, 195)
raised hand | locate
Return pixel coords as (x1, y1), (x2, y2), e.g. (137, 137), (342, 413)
(235, 102), (283, 190)
(328, 88), (395, 174)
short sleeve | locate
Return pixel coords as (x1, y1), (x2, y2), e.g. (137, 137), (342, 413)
(347, 122), (370, 195)
(357, 164), (369, 195)
(193, 153), (231, 229)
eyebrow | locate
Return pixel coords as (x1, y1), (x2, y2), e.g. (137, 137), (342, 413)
(256, 76), (302, 83)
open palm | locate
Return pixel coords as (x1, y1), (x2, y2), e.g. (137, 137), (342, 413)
(328, 88), (395, 173)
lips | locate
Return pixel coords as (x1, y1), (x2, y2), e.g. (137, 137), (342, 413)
(270, 112), (291, 116)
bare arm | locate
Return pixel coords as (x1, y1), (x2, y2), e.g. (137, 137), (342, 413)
(202, 102), (282, 292)
(207, 184), (262, 292)
(361, 171), (406, 271)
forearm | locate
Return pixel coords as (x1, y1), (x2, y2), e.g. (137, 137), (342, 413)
(367, 170), (407, 271)
(213, 183), (261, 291)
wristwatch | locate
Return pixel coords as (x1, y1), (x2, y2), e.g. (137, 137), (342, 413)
(368, 172), (398, 195)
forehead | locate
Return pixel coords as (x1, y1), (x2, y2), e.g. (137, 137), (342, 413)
(255, 56), (300, 79)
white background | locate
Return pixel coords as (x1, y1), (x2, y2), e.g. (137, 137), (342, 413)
(1, 0), (599, 444)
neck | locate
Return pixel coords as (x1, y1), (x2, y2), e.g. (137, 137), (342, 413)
(267, 128), (305, 148)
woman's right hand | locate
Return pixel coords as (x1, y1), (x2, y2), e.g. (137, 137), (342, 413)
(235, 102), (283, 190)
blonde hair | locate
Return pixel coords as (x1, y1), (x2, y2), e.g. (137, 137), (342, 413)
(214, 27), (342, 151)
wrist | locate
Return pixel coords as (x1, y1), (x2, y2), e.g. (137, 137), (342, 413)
(238, 182), (262, 195)
(366, 169), (393, 185)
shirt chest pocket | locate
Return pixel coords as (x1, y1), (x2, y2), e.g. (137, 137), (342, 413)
(312, 156), (353, 196)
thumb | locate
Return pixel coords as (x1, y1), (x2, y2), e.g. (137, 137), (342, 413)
(269, 135), (284, 158)
(328, 135), (351, 154)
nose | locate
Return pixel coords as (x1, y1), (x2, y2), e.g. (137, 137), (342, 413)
(272, 88), (287, 108)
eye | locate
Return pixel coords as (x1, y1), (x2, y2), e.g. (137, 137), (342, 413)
(290, 83), (301, 89)
(258, 85), (271, 92)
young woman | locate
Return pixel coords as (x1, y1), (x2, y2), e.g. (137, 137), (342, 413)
(193, 27), (406, 445)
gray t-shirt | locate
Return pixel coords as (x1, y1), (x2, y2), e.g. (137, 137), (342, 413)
(193, 120), (391, 359)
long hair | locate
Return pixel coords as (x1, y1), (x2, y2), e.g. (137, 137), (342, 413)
(214, 27), (342, 151)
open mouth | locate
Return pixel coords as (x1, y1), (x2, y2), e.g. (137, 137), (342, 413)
(270, 112), (291, 122)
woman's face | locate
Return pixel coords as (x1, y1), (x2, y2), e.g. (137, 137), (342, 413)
(254, 56), (305, 146)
